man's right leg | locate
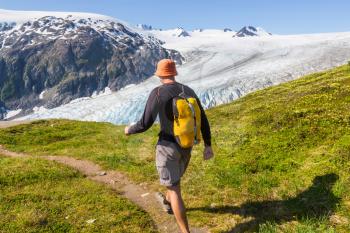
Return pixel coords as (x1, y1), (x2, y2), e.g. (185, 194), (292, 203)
(167, 184), (190, 233)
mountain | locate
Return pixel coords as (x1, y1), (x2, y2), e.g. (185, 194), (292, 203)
(169, 27), (190, 37)
(18, 28), (350, 124)
(140, 27), (191, 39)
(136, 24), (153, 31)
(234, 26), (272, 37)
(0, 9), (183, 119)
(3, 10), (350, 123)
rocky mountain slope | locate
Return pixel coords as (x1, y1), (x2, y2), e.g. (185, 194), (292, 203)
(0, 9), (182, 119)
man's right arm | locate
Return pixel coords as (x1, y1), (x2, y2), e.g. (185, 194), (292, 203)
(126, 88), (159, 135)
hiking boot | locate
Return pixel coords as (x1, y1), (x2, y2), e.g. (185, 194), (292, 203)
(155, 192), (173, 215)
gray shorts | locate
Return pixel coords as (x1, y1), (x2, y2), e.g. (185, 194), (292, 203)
(156, 141), (192, 187)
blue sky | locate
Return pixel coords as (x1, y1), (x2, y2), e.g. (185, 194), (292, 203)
(1, 0), (350, 34)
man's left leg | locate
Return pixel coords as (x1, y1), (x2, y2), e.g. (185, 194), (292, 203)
(167, 183), (190, 233)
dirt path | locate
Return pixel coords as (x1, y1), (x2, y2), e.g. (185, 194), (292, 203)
(0, 145), (207, 233)
(0, 120), (33, 128)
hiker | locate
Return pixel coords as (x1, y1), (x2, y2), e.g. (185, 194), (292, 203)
(124, 59), (213, 233)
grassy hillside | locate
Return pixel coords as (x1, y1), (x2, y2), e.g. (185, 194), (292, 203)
(0, 156), (156, 233)
(1, 64), (350, 232)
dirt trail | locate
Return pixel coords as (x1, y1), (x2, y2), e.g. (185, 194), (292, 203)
(0, 120), (34, 128)
(0, 144), (207, 233)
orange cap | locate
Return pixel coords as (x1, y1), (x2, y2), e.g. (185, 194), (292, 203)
(155, 59), (178, 78)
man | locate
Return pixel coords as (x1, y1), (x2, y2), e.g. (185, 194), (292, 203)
(125, 59), (213, 233)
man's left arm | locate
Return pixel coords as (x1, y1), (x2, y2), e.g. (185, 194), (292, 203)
(194, 93), (214, 160)
(125, 89), (159, 135)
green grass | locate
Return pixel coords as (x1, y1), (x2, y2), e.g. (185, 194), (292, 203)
(1, 65), (350, 232)
(0, 156), (156, 233)
(0, 119), (159, 184)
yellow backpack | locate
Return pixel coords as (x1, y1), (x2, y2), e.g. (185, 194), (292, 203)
(173, 86), (201, 148)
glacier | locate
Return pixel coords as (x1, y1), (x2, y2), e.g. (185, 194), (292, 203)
(17, 28), (350, 124)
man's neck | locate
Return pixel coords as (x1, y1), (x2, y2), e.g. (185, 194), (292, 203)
(161, 77), (176, 84)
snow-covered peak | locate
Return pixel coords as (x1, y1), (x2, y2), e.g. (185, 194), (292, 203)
(235, 26), (271, 37)
(0, 8), (138, 33)
(147, 28), (236, 50)
(136, 25), (190, 37)
(223, 28), (233, 32)
(171, 27), (190, 37)
(0, 8), (116, 24)
(0, 9), (165, 51)
(0, 15), (145, 50)
(136, 24), (153, 31)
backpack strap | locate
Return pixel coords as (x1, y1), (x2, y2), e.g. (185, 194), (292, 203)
(178, 83), (187, 99)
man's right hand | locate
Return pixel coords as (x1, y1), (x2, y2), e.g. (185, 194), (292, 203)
(203, 146), (214, 160)
(124, 126), (131, 136)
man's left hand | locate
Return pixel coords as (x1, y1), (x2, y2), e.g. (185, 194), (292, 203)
(203, 146), (214, 160)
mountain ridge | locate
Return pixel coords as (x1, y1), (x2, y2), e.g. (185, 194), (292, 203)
(2, 9), (350, 122)
(17, 30), (350, 124)
(0, 9), (183, 119)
